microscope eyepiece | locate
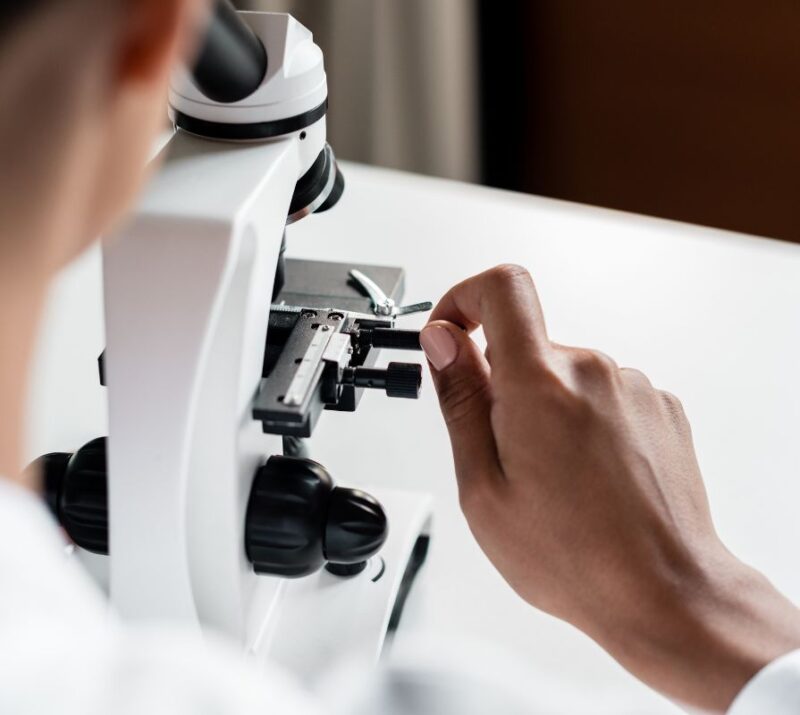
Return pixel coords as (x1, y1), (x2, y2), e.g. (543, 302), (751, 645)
(191, 0), (267, 104)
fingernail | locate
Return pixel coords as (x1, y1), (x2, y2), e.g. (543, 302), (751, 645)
(420, 325), (458, 371)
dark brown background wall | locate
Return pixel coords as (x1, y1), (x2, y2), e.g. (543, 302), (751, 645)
(480, 2), (800, 242)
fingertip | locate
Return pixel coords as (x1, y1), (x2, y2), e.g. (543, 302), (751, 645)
(420, 322), (460, 371)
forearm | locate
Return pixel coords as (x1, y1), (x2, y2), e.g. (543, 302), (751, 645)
(601, 550), (800, 711)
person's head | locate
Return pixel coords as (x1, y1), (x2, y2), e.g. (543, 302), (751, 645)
(0, 0), (206, 275)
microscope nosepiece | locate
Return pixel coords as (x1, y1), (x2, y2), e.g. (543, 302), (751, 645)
(314, 164), (345, 214)
(287, 145), (345, 224)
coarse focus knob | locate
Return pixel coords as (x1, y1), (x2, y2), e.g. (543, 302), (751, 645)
(245, 455), (388, 577)
(38, 451), (71, 518)
(245, 456), (332, 577)
(32, 437), (109, 554)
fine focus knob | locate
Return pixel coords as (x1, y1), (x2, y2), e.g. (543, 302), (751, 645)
(325, 487), (388, 564)
(245, 455), (388, 577)
(32, 437), (109, 554)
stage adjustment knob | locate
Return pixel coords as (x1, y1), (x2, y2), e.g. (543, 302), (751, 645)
(341, 362), (423, 399)
(385, 362), (423, 398)
(360, 327), (422, 351)
(245, 455), (388, 577)
(31, 437), (109, 554)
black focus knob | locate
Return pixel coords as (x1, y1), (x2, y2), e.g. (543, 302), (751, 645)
(245, 456), (332, 577)
(245, 455), (388, 577)
(32, 437), (109, 554)
(325, 487), (388, 564)
(38, 451), (71, 518)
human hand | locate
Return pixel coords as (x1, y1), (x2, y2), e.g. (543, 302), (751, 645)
(420, 265), (800, 711)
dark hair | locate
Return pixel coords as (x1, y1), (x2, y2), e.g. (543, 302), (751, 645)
(1, 3), (52, 33)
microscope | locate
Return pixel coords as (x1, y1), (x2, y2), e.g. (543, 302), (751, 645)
(32, 0), (432, 682)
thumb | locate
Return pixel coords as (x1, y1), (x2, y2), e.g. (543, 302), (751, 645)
(420, 321), (503, 493)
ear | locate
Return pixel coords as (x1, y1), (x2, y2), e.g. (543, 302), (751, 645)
(116, 0), (204, 88)
(76, 0), (207, 249)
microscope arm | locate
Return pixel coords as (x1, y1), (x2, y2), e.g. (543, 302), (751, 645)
(33, 7), (434, 677)
(103, 130), (301, 635)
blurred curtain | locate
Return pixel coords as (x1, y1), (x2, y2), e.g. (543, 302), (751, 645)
(236, 0), (480, 182)
(480, 1), (800, 243)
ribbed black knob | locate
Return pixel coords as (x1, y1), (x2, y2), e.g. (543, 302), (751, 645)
(61, 438), (108, 554)
(245, 455), (388, 577)
(32, 437), (109, 554)
(325, 488), (388, 564)
(341, 362), (423, 399)
(38, 451), (71, 519)
(245, 456), (332, 578)
(385, 362), (423, 398)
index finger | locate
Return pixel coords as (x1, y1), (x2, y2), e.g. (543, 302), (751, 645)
(429, 264), (550, 376)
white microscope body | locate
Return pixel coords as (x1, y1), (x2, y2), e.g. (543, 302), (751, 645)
(38, 4), (431, 684)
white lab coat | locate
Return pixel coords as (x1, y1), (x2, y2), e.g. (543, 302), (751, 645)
(0, 479), (796, 715)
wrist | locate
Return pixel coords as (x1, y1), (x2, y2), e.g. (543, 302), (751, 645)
(603, 547), (800, 711)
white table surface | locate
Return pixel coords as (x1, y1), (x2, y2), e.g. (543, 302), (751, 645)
(27, 162), (800, 714)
